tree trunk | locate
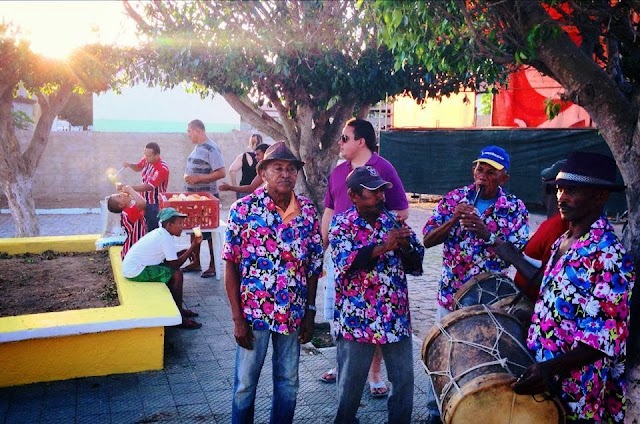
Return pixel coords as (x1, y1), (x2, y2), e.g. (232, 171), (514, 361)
(1, 175), (39, 237)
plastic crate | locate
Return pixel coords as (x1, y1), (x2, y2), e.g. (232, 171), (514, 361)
(159, 192), (220, 229)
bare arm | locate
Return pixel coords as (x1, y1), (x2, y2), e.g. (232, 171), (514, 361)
(129, 183), (154, 193)
(184, 167), (226, 185)
(321, 208), (334, 251)
(220, 174), (264, 194)
(225, 260), (254, 349)
(228, 153), (244, 186)
(298, 273), (319, 344)
(513, 343), (605, 395)
(423, 203), (474, 248)
(165, 236), (202, 269)
(123, 161), (143, 172)
(121, 185), (146, 211)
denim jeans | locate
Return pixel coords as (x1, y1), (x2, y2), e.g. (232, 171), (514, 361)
(232, 328), (300, 424)
(145, 202), (159, 232)
(334, 336), (414, 424)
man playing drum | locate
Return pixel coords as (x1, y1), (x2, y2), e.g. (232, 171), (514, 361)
(513, 151), (635, 423)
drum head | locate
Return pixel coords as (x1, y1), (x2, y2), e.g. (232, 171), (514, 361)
(445, 374), (565, 424)
(454, 272), (520, 309)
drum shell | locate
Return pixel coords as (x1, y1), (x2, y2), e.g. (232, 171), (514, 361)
(421, 305), (564, 423)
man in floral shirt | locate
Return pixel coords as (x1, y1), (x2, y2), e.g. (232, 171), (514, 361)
(223, 142), (323, 424)
(423, 145), (529, 318)
(513, 152), (635, 423)
(330, 166), (424, 423)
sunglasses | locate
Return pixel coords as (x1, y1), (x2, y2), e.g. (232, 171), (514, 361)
(340, 134), (354, 143)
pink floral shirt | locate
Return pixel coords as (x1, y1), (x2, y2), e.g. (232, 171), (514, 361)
(423, 184), (529, 310)
(527, 216), (635, 422)
(222, 187), (323, 335)
(329, 207), (424, 344)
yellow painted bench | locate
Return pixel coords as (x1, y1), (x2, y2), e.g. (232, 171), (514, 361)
(0, 234), (181, 387)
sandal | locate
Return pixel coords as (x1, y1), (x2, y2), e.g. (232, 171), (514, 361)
(369, 381), (389, 398)
(200, 270), (216, 278)
(177, 318), (202, 330)
(182, 309), (199, 318)
(181, 263), (202, 273)
(319, 367), (337, 383)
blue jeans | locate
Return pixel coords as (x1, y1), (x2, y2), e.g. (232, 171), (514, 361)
(145, 203), (160, 232)
(232, 328), (300, 424)
(334, 336), (414, 424)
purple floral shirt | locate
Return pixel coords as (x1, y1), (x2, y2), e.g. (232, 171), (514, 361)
(526, 216), (635, 422)
(222, 187), (324, 335)
(329, 206), (424, 344)
(423, 184), (529, 310)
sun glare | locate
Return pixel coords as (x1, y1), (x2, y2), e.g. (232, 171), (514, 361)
(0, 1), (139, 59)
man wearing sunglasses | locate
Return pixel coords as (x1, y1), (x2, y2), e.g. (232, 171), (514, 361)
(319, 118), (409, 397)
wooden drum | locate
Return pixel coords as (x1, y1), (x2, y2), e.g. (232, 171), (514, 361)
(421, 305), (564, 423)
(454, 272), (520, 309)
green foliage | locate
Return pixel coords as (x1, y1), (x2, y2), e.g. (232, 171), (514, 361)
(58, 93), (93, 128)
(543, 97), (562, 120)
(12, 110), (34, 130)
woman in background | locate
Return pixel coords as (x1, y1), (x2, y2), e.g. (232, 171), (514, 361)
(228, 133), (262, 199)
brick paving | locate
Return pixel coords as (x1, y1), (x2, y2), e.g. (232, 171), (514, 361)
(0, 203), (546, 423)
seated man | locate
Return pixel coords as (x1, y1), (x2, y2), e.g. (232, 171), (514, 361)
(107, 184), (147, 259)
(121, 207), (203, 329)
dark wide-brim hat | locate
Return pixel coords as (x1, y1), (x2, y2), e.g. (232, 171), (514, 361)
(552, 151), (625, 192)
(256, 141), (305, 172)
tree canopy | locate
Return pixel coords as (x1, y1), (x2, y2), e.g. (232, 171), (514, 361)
(0, 23), (130, 236)
(123, 0), (448, 206)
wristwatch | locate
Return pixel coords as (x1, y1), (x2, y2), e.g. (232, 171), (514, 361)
(306, 304), (317, 312)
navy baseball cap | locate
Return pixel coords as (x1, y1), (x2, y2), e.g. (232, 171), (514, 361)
(346, 166), (393, 191)
(473, 145), (510, 172)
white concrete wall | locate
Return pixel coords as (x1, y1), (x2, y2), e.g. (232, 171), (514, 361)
(8, 130), (261, 209)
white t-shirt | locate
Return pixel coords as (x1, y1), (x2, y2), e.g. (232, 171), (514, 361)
(121, 227), (178, 278)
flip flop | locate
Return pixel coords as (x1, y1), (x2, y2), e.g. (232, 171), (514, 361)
(369, 382), (389, 398)
(181, 264), (202, 273)
(200, 270), (216, 278)
(182, 309), (199, 318)
(177, 318), (202, 330)
(319, 368), (337, 383)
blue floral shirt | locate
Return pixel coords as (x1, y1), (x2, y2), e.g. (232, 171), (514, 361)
(222, 187), (324, 335)
(423, 184), (529, 310)
(329, 206), (424, 344)
(527, 216), (635, 422)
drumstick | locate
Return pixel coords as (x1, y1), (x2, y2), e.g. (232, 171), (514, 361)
(382, 205), (403, 229)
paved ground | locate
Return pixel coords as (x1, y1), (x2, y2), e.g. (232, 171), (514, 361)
(0, 203), (547, 424)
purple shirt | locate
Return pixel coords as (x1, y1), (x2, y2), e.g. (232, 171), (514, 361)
(324, 153), (409, 213)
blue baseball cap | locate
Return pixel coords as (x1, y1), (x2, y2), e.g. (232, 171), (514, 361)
(473, 145), (510, 172)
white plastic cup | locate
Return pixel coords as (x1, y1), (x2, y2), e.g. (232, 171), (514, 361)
(193, 226), (202, 237)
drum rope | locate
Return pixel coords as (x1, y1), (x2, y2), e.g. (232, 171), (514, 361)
(423, 305), (537, 415)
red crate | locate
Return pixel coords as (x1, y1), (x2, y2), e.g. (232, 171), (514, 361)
(159, 192), (220, 229)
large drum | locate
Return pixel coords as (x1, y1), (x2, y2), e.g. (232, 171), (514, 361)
(422, 305), (564, 423)
(454, 272), (521, 309)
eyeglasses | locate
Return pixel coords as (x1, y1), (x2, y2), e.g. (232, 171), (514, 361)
(340, 134), (353, 143)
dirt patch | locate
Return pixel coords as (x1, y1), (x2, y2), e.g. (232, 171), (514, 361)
(0, 251), (118, 317)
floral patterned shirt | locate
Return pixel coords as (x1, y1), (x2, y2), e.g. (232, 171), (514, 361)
(526, 216), (635, 423)
(222, 187), (324, 335)
(329, 206), (424, 344)
(423, 184), (529, 310)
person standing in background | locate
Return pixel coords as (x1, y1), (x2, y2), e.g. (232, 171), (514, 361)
(182, 119), (226, 279)
(121, 142), (169, 232)
(228, 133), (263, 200)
